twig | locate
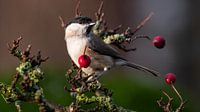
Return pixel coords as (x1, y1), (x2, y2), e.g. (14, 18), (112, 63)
(22, 44), (32, 62)
(132, 12), (154, 35)
(171, 84), (187, 112)
(123, 12), (154, 39)
(95, 0), (104, 21)
(36, 51), (49, 66)
(162, 90), (173, 111)
(39, 99), (67, 112)
(108, 25), (122, 35)
(7, 37), (23, 52)
(100, 20), (108, 33)
(75, 0), (81, 17)
(58, 16), (66, 28)
(157, 85), (187, 112)
(7, 37), (23, 60)
(171, 84), (183, 102)
(11, 72), (20, 89)
(157, 90), (173, 112)
(113, 43), (136, 52)
(132, 35), (150, 41)
(15, 101), (22, 112)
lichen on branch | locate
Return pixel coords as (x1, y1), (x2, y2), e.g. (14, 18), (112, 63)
(1, 37), (66, 112)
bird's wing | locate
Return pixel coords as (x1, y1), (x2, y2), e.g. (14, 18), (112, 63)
(88, 34), (125, 60)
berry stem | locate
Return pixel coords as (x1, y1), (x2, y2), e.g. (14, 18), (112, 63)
(161, 89), (172, 100)
(83, 45), (87, 55)
(171, 84), (183, 102)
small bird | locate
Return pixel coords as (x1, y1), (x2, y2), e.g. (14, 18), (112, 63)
(64, 16), (160, 82)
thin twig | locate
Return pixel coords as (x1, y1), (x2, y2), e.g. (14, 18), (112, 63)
(113, 43), (136, 52)
(98, 1), (104, 16)
(15, 101), (22, 112)
(36, 51), (49, 65)
(11, 72), (20, 89)
(171, 84), (187, 112)
(132, 35), (150, 41)
(58, 16), (65, 28)
(7, 37), (23, 60)
(161, 90), (172, 100)
(157, 89), (173, 112)
(108, 25), (122, 34)
(175, 100), (187, 112)
(95, 0), (104, 21)
(132, 12), (154, 35)
(171, 84), (183, 102)
(22, 44), (32, 62)
(7, 37), (23, 53)
(75, 0), (81, 17)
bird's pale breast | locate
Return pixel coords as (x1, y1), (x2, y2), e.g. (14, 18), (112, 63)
(66, 36), (114, 75)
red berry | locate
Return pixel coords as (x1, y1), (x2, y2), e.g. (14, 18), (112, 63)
(78, 54), (91, 68)
(153, 36), (166, 49)
(165, 73), (176, 85)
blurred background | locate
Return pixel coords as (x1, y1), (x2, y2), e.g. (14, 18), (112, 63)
(0, 0), (199, 111)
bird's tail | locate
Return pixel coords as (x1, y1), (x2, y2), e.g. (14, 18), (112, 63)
(124, 61), (160, 77)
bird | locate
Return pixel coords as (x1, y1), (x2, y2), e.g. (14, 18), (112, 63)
(64, 16), (160, 82)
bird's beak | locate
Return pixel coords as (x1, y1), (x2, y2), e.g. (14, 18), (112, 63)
(86, 23), (96, 34)
(89, 22), (95, 27)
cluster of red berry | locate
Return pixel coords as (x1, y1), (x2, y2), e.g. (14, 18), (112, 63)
(152, 36), (177, 84)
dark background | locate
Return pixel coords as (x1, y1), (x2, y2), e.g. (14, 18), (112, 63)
(0, 0), (199, 111)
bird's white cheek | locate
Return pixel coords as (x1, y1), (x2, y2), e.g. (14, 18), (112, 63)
(65, 30), (76, 38)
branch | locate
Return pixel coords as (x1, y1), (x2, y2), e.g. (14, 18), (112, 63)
(157, 90), (173, 112)
(11, 72), (20, 89)
(131, 12), (154, 35)
(157, 85), (187, 112)
(7, 37), (23, 60)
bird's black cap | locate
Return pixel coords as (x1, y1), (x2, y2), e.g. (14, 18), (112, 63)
(66, 16), (92, 27)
